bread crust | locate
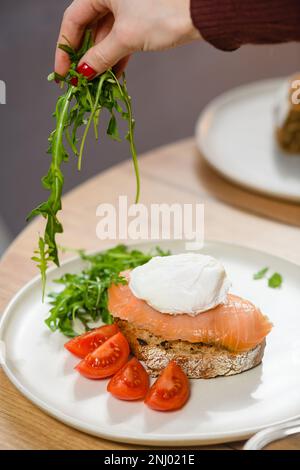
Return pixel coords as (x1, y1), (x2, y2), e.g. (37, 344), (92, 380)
(116, 318), (266, 379)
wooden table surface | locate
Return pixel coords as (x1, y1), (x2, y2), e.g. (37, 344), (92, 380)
(1, 138), (300, 450)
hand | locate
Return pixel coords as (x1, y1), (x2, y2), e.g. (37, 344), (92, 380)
(55, 0), (201, 77)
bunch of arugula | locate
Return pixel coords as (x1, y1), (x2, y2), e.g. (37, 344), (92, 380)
(46, 245), (170, 337)
(27, 31), (140, 298)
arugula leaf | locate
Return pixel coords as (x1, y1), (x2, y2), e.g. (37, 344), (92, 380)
(268, 272), (283, 289)
(253, 267), (269, 280)
(107, 113), (121, 141)
(46, 245), (170, 337)
(27, 30), (140, 296)
(31, 237), (52, 300)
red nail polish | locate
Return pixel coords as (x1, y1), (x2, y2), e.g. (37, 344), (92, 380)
(55, 78), (60, 84)
(70, 77), (78, 86)
(76, 63), (97, 80)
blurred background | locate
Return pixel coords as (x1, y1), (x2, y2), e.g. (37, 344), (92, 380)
(0, 0), (300, 254)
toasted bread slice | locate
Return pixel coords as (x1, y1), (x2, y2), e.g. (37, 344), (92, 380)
(275, 73), (300, 154)
(115, 318), (266, 379)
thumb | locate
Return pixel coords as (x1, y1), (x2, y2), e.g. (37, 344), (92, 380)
(78, 29), (129, 77)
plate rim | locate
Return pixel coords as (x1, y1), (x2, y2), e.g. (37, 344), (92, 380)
(1, 239), (300, 446)
(194, 77), (300, 203)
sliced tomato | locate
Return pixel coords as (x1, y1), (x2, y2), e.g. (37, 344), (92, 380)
(107, 357), (149, 401)
(75, 332), (129, 379)
(144, 361), (189, 411)
(64, 324), (119, 358)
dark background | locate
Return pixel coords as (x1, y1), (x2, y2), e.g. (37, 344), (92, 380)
(0, 0), (300, 251)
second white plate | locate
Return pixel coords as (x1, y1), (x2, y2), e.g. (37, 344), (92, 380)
(195, 78), (300, 202)
(1, 240), (300, 446)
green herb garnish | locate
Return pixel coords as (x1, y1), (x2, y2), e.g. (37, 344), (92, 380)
(46, 245), (170, 337)
(253, 267), (269, 280)
(253, 267), (283, 288)
(268, 272), (283, 289)
(27, 30), (140, 299)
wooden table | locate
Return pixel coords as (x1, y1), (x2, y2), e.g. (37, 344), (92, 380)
(1, 138), (300, 450)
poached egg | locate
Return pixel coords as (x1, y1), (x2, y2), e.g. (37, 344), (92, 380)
(129, 253), (231, 316)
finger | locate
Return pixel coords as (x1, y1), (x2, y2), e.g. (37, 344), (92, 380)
(78, 28), (130, 76)
(94, 12), (114, 43)
(55, 0), (108, 76)
(113, 55), (131, 78)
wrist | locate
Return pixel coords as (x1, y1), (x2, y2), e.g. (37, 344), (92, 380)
(167, 0), (202, 44)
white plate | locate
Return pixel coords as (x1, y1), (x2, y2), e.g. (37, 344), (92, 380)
(1, 240), (300, 446)
(195, 79), (300, 202)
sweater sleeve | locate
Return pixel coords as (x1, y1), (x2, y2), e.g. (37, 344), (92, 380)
(190, 0), (300, 51)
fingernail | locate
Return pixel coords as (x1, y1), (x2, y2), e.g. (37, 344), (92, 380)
(76, 62), (97, 80)
(55, 78), (59, 84)
(70, 77), (78, 86)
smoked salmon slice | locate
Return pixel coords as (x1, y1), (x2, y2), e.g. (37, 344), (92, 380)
(108, 271), (272, 353)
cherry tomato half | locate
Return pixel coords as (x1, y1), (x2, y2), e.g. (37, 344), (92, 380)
(75, 332), (129, 379)
(64, 324), (119, 358)
(144, 361), (190, 411)
(107, 357), (149, 400)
